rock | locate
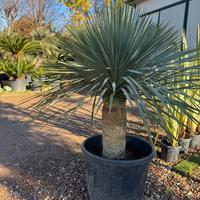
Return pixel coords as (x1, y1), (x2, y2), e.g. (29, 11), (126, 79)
(3, 85), (12, 92)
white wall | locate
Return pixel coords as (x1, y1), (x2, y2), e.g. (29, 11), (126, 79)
(160, 3), (185, 34)
(138, 0), (200, 47)
(139, 0), (179, 12)
(187, 0), (200, 47)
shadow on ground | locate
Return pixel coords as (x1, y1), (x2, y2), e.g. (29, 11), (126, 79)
(0, 96), (195, 200)
(0, 101), (89, 200)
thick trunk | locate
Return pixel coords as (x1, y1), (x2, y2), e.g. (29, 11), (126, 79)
(102, 100), (127, 159)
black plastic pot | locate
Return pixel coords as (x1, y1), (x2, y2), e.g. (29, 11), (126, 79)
(82, 135), (153, 200)
(0, 73), (10, 87)
(11, 79), (26, 92)
(190, 135), (200, 149)
(161, 141), (181, 162)
(179, 138), (191, 154)
(1, 80), (11, 87)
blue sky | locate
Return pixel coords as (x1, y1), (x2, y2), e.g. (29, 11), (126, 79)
(51, 2), (70, 31)
(0, 1), (70, 32)
(0, 0), (106, 32)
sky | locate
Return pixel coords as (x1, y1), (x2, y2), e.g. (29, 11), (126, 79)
(50, 2), (70, 31)
(0, 0), (70, 32)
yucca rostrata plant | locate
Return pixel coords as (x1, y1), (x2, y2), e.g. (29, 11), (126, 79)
(33, 3), (200, 160)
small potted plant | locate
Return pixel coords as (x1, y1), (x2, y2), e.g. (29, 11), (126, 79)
(161, 29), (200, 157)
(161, 134), (182, 162)
(0, 34), (41, 91)
(33, 3), (200, 200)
(0, 59), (39, 92)
(161, 80), (191, 159)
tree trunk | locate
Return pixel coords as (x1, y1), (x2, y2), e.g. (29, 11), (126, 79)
(102, 100), (127, 159)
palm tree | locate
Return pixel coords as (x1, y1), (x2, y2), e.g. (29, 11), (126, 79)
(0, 33), (42, 91)
(0, 33), (40, 61)
(36, 3), (200, 159)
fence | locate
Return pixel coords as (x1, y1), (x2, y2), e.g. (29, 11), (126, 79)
(141, 0), (200, 47)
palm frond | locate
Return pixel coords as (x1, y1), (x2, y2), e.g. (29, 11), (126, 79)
(0, 34), (41, 58)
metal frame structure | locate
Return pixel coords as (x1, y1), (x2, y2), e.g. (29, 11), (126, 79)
(140, 0), (192, 35)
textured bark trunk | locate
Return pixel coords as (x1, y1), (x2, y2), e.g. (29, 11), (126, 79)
(102, 100), (127, 159)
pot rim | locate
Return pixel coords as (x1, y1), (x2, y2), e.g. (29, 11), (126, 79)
(12, 78), (26, 82)
(192, 134), (200, 138)
(81, 135), (154, 166)
(161, 142), (181, 149)
(179, 138), (191, 142)
(161, 138), (181, 147)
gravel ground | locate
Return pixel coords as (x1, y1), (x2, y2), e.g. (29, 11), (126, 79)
(2, 148), (200, 200)
(0, 93), (199, 200)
